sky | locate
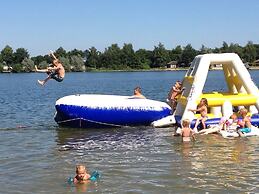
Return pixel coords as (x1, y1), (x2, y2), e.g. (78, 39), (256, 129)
(0, 0), (259, 56)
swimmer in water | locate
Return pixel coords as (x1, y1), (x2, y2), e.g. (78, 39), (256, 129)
(73, 165), (91, 184)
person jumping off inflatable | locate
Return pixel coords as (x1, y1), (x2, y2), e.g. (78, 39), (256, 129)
(35, 51), (65, 86)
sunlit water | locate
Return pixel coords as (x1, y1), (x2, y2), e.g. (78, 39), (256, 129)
(0, 71), (259, 193)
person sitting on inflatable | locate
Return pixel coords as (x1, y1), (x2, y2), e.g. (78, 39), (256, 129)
(198, 113), (238, 135)
(188, 98), (208, 133)
(222, 113), (239, 131)
(237, 108), (252, 136)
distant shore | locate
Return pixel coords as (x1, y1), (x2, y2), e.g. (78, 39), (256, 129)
(1, 66), (259, 73)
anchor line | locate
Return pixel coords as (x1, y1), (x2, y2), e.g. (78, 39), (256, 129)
(57, 117), (124, 127)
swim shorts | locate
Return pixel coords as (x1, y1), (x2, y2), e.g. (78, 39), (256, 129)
(48, 70), (63, 82)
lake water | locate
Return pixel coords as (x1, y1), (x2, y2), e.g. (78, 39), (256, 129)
(0, 71), (259, 193)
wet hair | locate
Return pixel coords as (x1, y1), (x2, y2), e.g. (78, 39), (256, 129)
(134, 86), (142, 93)
(174, 81), (182, 86)
(200, 98), (208, 107)
(76, 165), (86, 173)
(239, 108), (248, 115)
(182, 119), (190, 127)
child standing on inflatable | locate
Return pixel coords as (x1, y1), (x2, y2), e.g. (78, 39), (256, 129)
(35, 51), (65, 86)
(180, 119), (196, 142)
(188, 98), (208, 133)
(167, 81), (185, 111)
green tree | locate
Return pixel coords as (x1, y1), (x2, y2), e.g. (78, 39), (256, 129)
(181, 44), (197, 66)
(102, 44), (122, 69)
(70, 55), (85, 72)
(228, 43), (243, 57)
(220, 41), (229, 53)
(31, 55), (45, 66)
(199, 44), (212, 54)
(13, 48), (29, 64)
(0, 62), (4, 72)
(254, 44), (259, 59)
(38, 61), (49, 69)
(121, 43), (138, 69)
(85, 47), (101, 69)
(1, 45), (13, 65)
(169, 45), (182, 62)
(55, 47), (67, 58)
(68, 49), (85, 58)
(12, 63), (23, 73)
(0, 53), (2, 63)
(59, 57), (71, 72)
(22, 58), (34, 72)
(135, 49), (152, 69)
(243, 41), (256, 63)
(151, 42), (170, 68)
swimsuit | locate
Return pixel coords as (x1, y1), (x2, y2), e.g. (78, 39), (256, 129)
(182, 137), (191, 142)
(48, 70), (63, 82)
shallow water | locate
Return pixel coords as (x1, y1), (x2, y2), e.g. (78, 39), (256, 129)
(0, 71), (259, 193)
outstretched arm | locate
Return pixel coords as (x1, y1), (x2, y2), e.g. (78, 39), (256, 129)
(50, 50), (57, 60)
(35, 65), (49, 73)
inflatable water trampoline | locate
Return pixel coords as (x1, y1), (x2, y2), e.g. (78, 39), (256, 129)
(54, 94), (174, 128)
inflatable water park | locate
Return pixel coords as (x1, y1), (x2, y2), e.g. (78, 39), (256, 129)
(54, 53), (259, 136)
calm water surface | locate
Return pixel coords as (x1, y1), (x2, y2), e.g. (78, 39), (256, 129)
(0, 71), (259, 193)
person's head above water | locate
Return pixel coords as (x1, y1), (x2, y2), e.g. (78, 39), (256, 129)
(134, 86), (142, 95)
(76, 165), (88, 181)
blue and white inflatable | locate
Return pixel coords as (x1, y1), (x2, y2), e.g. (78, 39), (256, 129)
(54, 94), (173, 128)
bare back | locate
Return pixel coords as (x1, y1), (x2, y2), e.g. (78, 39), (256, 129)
(182, 127), (193, 137)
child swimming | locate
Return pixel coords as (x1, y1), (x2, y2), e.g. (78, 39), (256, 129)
(73, 165), (91, 184)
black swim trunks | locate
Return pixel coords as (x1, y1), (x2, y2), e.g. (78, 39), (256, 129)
(48, 70), (64, 82)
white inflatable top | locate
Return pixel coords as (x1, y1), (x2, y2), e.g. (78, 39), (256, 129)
(56, 94), (171, 111)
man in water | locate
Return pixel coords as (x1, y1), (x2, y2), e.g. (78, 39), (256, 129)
(133, 86), (146, 99)
(35, 51), (65, 86)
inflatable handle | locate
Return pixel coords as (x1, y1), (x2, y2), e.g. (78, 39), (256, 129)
(89, 171), (100, 181)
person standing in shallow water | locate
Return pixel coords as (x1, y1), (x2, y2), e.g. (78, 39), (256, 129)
(35, 51), (65, 86)
(180, 119), (196, 142)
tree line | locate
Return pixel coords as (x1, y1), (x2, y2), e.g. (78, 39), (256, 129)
(0, 41), (258, 73)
